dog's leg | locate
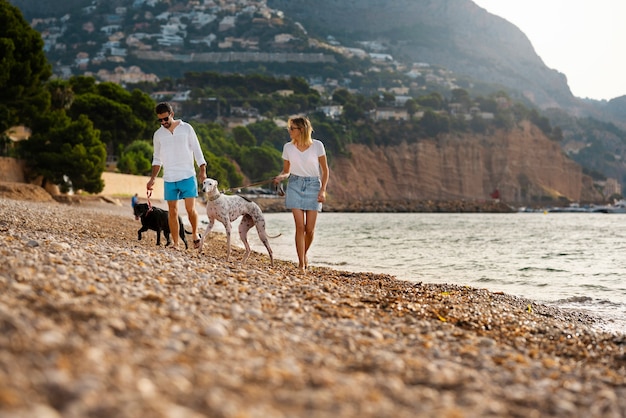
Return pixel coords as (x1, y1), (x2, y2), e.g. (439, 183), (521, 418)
(224, 219), (233, 261)
(238, 214), (255, 264)
(137, 227), (147, 241)
(157, 229), (164, 246)
(254, 217), (274, 267)
(198, 218), (215, 252)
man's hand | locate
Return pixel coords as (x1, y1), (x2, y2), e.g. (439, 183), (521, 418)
(147, 177), (155, 191)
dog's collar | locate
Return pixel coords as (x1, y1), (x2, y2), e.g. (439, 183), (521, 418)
(207, 192), (221, 201)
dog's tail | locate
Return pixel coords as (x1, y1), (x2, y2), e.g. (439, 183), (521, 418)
(268, 232), (282, 239)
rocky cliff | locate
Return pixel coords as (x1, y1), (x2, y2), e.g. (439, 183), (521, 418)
(327, 121), (601, 206)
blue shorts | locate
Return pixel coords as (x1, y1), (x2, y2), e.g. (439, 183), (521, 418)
(285, 175), (322, 211)
(164, 176), (198, 201)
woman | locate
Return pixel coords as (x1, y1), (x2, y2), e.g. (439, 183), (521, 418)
(274, 116), (329, 272)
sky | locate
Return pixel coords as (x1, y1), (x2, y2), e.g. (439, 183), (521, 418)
(472, 0), (626, 101)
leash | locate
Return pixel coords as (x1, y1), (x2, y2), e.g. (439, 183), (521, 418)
(222, 178), (276, 194)
(146, 190), (153, 213)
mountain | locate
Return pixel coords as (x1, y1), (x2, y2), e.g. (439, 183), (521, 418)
(7, 0), (626, 201)
(10, 0), (625, 117)
(268, 0), (576, 110)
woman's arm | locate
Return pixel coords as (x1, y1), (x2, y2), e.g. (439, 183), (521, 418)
(274, 159), (291, 183)
(318, 154), (329, 202)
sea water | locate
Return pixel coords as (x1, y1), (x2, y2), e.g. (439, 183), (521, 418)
(197, 211), (626, 334)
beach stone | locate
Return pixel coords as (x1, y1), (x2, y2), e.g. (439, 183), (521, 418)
(0, 196), (623, 417)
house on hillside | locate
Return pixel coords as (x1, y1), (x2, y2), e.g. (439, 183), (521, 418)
(316, 105), (343, 119)
(219, 16), (236, 31)
(172, 90), (192, 101)
(231, 106), (260, 118)
(370, 108), (409, 121)
(150, 91), (176, 101)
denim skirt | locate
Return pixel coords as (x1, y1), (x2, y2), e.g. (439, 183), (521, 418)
(285, 175), (322, 211)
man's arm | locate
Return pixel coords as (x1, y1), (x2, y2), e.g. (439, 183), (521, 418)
(147, 165), (161, 191)
(198, 163), (207, 184)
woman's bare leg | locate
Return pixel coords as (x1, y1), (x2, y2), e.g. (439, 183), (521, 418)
(303, 210), (318, 269)
(292, 209), (306, 271)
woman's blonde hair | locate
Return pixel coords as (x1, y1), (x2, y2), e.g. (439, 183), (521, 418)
(288, 116), (313, 146)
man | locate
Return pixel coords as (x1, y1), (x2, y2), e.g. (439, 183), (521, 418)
(147, 102), (207, 249)
(131, 193), (138, 208)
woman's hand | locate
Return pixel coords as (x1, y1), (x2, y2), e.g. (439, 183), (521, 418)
(318, 190), (326, 202)
(273, 173), (287, 184)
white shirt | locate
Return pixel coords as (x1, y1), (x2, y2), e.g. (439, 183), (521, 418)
(152, 120), (206, 182)
(282, 139), (326, 178)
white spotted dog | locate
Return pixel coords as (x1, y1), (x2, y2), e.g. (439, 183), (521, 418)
(199, 178), (274, 266)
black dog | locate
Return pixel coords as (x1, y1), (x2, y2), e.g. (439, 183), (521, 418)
(133, 203), (188, 249)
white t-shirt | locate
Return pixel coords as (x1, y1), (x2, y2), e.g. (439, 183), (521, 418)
(152, 120), (206, 182)
(282, 139), (326, 178)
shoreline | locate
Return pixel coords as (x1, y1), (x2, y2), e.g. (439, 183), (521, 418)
(0, 196), (625, 417)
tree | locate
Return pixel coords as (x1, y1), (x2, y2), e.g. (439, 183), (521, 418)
(404, 98), (419, 118)
(47, 79), (75, 111)
(416, 92), (444, 110)
(68, 91), (146, 152)
(450, 88), (471, 108)
(0, 0), (52, 135)
(551, 126), (564, 142)
(529, 109), (552, 136)
(117, 140), (153, 175)
(239, 145), (282, 182)
(332, 88), (352, 105)
(342, 102), (363, 122)
(246, 119), (287, 150)
(64, 78), (155, 155)
(69, 75), (98, 95)
(194, 122), (239, 157)
(469, 115), (488, 134)
(19, 112), (106, 193)
(232, 125), (256, 147)
(420, 110), (450, 137)
(205, 152), (243, 190)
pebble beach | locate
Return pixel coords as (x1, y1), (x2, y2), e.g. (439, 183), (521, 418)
(0, 194), (625, 418)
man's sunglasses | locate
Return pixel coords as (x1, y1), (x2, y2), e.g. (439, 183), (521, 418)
(157, 114), (170, 123)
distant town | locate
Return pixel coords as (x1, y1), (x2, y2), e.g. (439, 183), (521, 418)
(29, 0), (468, 115)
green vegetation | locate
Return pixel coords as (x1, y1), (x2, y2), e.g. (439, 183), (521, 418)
(19, 112), (106, 193)
(116, 140), (153, 177)
(0, 0), (51, 154)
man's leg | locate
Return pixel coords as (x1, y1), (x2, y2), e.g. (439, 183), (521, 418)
(184, 197), (200, 243)
(167, 199), (180, 247)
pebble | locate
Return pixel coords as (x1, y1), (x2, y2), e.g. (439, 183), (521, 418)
(0, 198), (624, 418)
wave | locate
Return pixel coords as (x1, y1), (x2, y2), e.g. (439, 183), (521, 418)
(518, 266), (568, 273)
(556, 296), (594, 304)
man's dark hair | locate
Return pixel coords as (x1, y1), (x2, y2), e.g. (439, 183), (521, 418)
(155, 102), (173, 114)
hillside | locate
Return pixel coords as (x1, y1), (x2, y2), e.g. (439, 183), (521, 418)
(6, 0), (626, 199)
(267, 0), (574, 110)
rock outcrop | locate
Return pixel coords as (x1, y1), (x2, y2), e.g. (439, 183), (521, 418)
(328, 121), (601, 205)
